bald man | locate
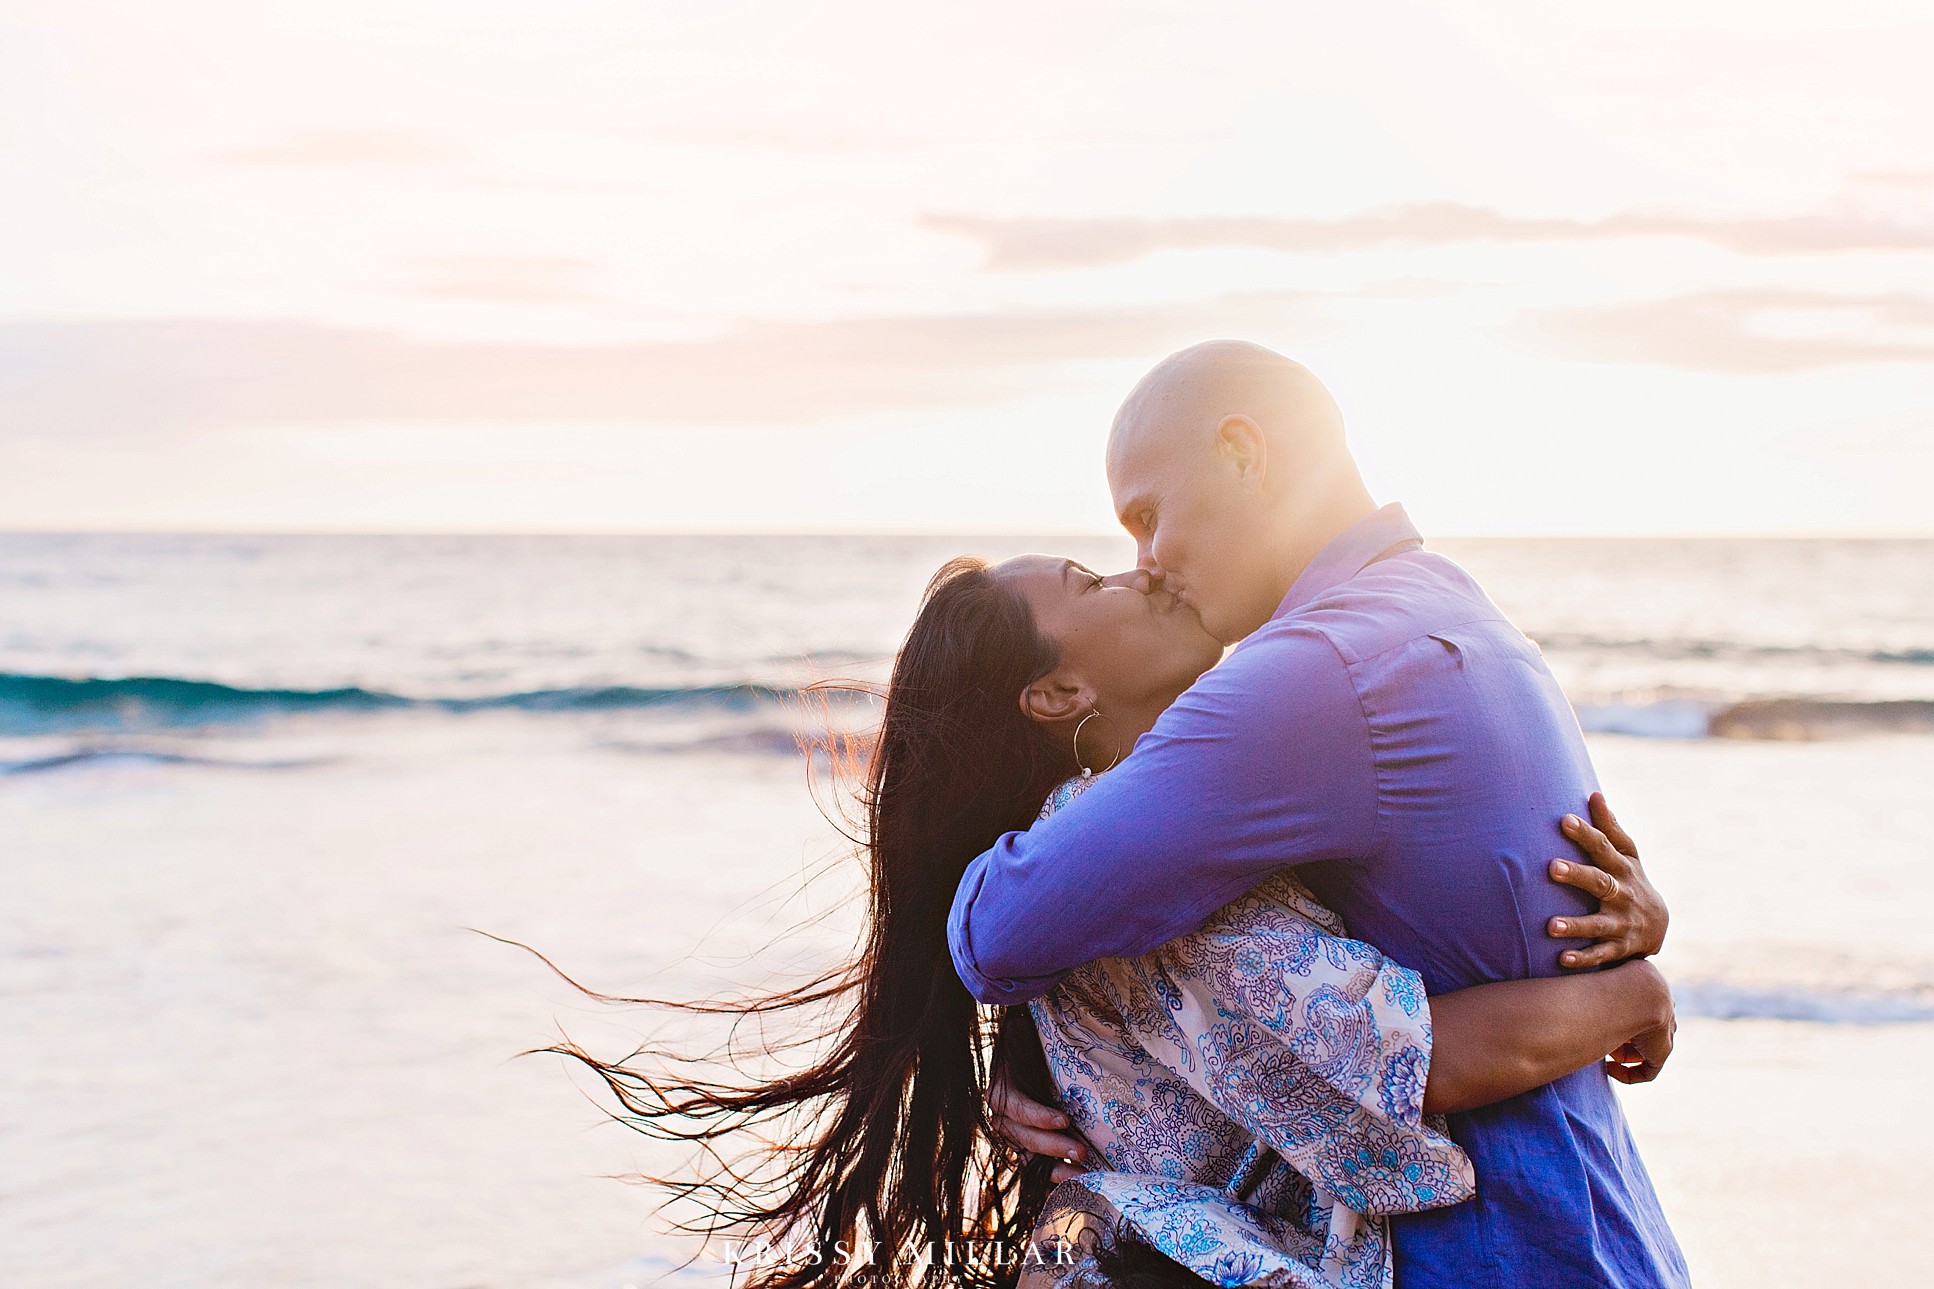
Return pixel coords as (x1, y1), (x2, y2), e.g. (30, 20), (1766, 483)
(947, 342), (1687, 1288)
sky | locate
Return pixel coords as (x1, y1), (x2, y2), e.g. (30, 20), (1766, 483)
(2, 0), (1932, 534)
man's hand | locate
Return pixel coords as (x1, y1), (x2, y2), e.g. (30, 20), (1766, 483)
(1545, 792), (1669, 969)
(988, 1077), (1092, 1184)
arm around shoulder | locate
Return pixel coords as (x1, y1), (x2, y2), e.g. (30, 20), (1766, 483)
(946, 625), (1379, 1002)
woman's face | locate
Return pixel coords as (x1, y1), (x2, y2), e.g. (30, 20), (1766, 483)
(992, 554), (1225, 741)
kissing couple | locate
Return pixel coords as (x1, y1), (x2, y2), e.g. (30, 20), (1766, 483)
(581, 341), (1688, 1289)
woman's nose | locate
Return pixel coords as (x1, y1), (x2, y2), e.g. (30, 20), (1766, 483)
(1102, 568), (1160, 594)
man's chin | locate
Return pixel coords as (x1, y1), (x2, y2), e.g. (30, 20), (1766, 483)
(1177, 603), (1233, 648)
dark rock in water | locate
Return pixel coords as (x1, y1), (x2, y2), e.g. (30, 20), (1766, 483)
(1708, 698), (1934, 741)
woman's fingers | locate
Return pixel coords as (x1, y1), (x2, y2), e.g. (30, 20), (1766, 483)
(1606, 1053), (1663, 1084)
(1588, 791), (1639, 860)
(1604, 1042), (1656, 1084)
(1549, 795), (1671, 965)
(1557, 940), (1625, 970)
(1050, 1160), (1088, 1183)
(1549, 848), (1636, 968)
(1558, 816), (1635, 880)
(1548, 856), (1623, 903)
(1548, 912), (1620, 941)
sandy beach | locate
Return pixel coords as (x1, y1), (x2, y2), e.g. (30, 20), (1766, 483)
(6, 712), (1930, 1287)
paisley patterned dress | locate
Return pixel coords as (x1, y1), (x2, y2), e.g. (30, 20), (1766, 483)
(1019, 774), (1475, 1289)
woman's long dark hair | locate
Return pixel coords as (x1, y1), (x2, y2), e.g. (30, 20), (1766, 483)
(545, 557), (1089, 1288)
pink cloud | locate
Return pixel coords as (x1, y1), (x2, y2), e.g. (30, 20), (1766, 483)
(216, 129), (467, 167)
(0, 292), (1330, 439)
(924, 204), (1934, 271)
(398, 256), (607, 305)
(1515, 289), (1934, 373)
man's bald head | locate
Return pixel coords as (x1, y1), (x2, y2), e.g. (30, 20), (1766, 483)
(1104, 340), (1372, 643)
(1106, 340), (1346, 481)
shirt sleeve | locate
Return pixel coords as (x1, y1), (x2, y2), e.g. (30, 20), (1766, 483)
(947, 622), (1381, 1005)
(1144, 889), (1475, 1216)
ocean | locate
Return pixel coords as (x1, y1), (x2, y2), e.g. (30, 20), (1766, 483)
(4, 533), (1931, 1288)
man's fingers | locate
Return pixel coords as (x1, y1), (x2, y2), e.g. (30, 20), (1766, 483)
(994, 1117), (1087, 1164)
(1556, 940), (1625, 970)
(1548, 857), (1624, 902)
(1588, 791), (1639, 860)
(988, 1082), (1069, 1131)
(988, 1078), (1091, 1168)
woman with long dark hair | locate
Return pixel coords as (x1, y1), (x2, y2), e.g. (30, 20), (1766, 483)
(554, 555), (1670, 1288)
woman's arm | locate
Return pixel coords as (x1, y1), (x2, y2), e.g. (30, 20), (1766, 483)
(991, 792), (1673, 1163)
(1422, 959), (1674, 1114)
(1424, 797), (1676, 1116)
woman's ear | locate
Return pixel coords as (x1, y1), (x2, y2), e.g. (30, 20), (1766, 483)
(1020, 669), (1093, 728)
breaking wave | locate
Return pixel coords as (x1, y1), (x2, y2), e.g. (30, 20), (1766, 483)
(1532, 634), (1934, 668)
(6, 672), (1931, 743)
(1574, 696), (1934, 740)
(0, 746), (329, 776)
(0, 672), (787, 735)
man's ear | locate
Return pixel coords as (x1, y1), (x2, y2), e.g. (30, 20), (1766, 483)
(1020, 669), (1093, 727)
(1214, 414), (1267, 486)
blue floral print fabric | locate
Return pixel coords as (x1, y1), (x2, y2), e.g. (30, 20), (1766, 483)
(1018, 774), (1475, 1289)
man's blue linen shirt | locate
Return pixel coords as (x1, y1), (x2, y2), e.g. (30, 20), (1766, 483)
(947, 504), (1688, 1289)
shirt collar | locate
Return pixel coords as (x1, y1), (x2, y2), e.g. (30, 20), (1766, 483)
(1272, 502), (1422, 621)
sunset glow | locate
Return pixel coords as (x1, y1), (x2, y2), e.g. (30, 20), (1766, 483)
(3, 1), (1931, 533)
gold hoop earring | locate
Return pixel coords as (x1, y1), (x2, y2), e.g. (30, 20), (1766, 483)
(1073, 708), (1123, 778)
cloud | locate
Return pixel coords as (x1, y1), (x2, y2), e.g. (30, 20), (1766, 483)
(923, 204), (1934, 271)
(216, 129), (467, 166)
(0, 292), (1329, 439)
(399, 255), (606, 304)
(624, 124), (914, 153)
(1515, 289), (1934, 373)
(1851, 169), (1934, 191)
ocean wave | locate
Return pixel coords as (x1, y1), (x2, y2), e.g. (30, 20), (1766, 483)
(8, 672), (1933, 744)
(598, 729), (813, 757)
(1533, 633), (1934, 668)
(0, 746), (328, 776)
(1674, 979), (1934, 1024)
(1575, 696), (1934, 741)
(1571, 700), (1713, 740)
(0, 672), (788, 734)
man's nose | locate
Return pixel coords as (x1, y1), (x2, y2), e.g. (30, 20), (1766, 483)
(1133, 538), (1163, 580)
(1102, 568), (1160, 594)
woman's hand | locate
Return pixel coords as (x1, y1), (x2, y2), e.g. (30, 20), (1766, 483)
(988, 1077), (1092, 1183)
(1603, 960), (1677, 1085)
(1606, 1020), (1675, 1085)
(1545, 792), (1669, 970)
